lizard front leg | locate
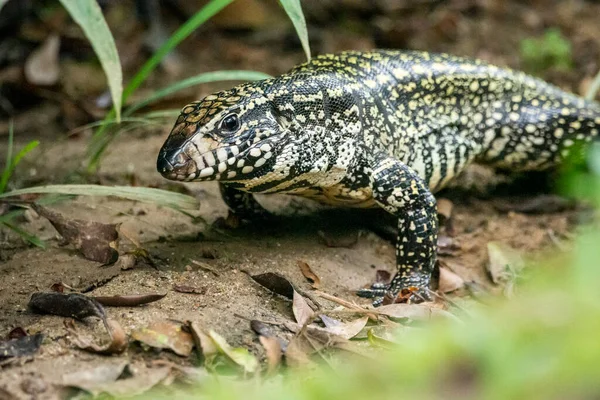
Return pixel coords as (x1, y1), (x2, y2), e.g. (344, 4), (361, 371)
(219, 183), (271, 221)
(357, 156), (438, 306)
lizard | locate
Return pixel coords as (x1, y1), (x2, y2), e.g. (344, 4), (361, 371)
(156, 50), (600, 306)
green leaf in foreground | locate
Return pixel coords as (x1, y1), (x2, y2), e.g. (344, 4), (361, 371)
(278, 0), (311, 61)
(0, 185), (199, 211)
(124, 70), (272, 117)
(59, 0), (122, 122)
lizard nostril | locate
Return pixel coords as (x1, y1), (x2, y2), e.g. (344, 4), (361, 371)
(157, 150), (191, 175)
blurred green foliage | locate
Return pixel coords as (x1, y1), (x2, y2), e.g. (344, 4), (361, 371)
(142, 217), (600, 400)
(520, 28), (573, 74)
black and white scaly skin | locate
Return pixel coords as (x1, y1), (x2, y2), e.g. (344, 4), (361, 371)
(157, 50), (600, 305)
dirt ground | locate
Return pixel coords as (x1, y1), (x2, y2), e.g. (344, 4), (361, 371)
(1, 0), (599, 398)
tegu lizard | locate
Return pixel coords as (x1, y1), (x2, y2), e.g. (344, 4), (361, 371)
(156, 50), (600, 305)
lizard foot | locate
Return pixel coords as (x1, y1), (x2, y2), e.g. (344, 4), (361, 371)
(356, 274), (432, 306)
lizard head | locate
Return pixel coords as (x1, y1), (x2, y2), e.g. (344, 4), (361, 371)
(157, 84), (284, 182)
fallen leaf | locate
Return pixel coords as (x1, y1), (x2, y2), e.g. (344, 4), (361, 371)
(366, 328), (398, 349)
(60, 360), (129, 395)
(173, 284), (206, 295)
(438, 264), (465, 293)
(66, 318), (128, 354)
(131, 321), (194, 357)
(24, 34), (60, 85)
(93, 293), (167, 307)
(320, 316), (369, 340)
(190, 259), (220, 276)
(486, 241), (525, 285)
(188, 321), (218, 358)
(208, 330), (258, 374)
(297, 260), (320, 288)
(259, 336), (282, 374)
(0, 333), (44, 360)
(61, 362), (173, 397)
(251, 272), (295, 299)
(293, 290), (314, 326)
(29, 292), (106, 322)
(33, 204), (119, 264)
(284, 336), (314, 367)
(319, 314), (342, 328)
(376, 304), (458, 322)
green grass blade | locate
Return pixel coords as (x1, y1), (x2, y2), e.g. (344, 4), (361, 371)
(59, 0), (123, 122)
(0, 219), (46, 248)
(0, 121), (14, 193)
(122, 0), (234, 102)
(88, 0), (235, 172)
(278, 0), (311, 61)
(0, 185), (200, 210)
(12, 140), (40, 170)
(124, 70), (272, 117)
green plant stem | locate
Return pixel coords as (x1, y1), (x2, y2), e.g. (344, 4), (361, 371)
(87, 0), (235, 172)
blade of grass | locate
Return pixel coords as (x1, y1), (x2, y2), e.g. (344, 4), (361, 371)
(0, 185), (200, 211)
(0, 122), (39, 194)
(0, 219), (46, 248)
(124, 70), (272, 117)
(0, 121), (14, 193)
(88, 0), (235, 171)
(278, 0), (311, 61)
(59, 0), (122, 122)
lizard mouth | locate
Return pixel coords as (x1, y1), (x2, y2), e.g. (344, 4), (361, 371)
(157, 139), (275, 182)
(157, 142), (242, 181)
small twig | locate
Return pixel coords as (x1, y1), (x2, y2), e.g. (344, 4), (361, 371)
(190, 259), (220, 276)
(313, 290), (378, 320)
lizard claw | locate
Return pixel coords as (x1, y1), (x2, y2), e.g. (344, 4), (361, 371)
(356, 280), (431, 306)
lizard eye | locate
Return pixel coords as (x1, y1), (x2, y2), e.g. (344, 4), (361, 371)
(220, 113), (240, 133)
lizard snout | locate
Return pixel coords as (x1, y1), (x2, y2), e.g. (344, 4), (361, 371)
(157, 148), (194, 180)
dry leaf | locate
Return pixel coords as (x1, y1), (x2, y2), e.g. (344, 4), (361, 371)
(321, 316), (369, 340)
(486, 241), (525, 285)
(376, 304), (458, 322)
(24, 34), (60, 85)
(131, 321), (194, 357)
(292, 290), (314, 326)
(297, 260), (321, 288)
(67, 318), (128, 354)
(208, 330), (258, 374)
(188, 321), (217, 357)
(93, 293), (167, 307)
(438, 266), (465, 293)
(259, 336), (282, 374)
(251, 272), (295, 299)
(33, 204), (119, 264)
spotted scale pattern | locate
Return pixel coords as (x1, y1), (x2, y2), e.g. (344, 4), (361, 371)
(157, 50), (600, 305)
